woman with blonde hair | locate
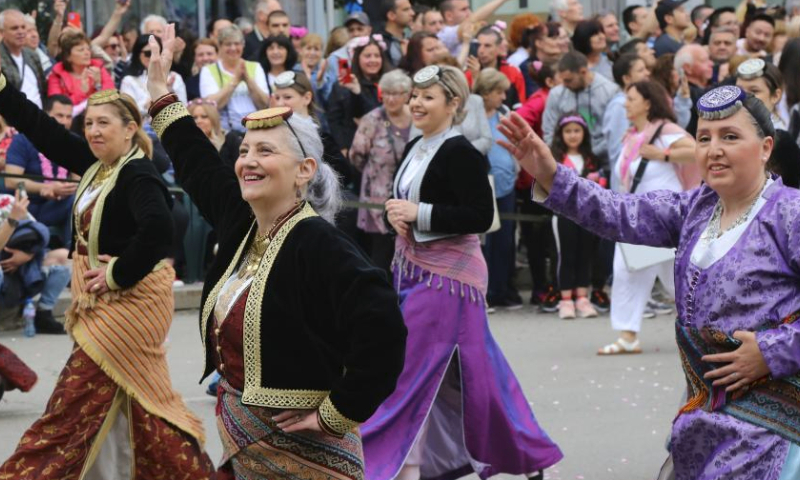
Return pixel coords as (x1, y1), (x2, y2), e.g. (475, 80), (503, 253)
(361, 64), (562, 480)
(0, 64), (214, 477)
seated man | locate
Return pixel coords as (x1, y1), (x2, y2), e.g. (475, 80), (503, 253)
(3, 95), (75, 334)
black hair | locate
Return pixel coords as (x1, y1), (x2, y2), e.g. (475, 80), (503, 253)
(551, 111), (597, 176)
(612, 53), (642, 88)
(572, 19), (604, 56)
(747, 13), (776, 29)
(779, 38), (800, 108)
(619, 38), (645, 56)
(622, 5), (644, 35)
(741, 93), (777, 139)
(701, 7), (736, 44)
(381, 0), (399, 21)
(528, 60), (556, 89)
(691, 5), (711, 24)
(127, 34), (161, 77)
(350, 37), (393, 83)
(557, 51), (588, 73)
(476, 25), (503, 45)
(45, 94), (73, 112)
(258, 34), (298, 75)
(268, 10), (289, 22)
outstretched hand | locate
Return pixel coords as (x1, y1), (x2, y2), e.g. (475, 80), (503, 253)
(497, 112), (558, 192)
(146, 24), (176, 102)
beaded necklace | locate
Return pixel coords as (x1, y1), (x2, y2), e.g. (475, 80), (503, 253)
(701, 178), (768, 246)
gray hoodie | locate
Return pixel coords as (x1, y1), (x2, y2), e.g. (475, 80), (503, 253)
(542, 72), (620, 161)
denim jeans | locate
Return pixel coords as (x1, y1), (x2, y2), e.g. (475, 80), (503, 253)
(482, 192), (517, 303)
(38, 264), (71, 311)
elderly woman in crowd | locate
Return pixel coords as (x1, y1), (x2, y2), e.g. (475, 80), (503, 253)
(500, 84), (800, 480)
(736, 58), (800, 188)
(362, 64), (562, 480)
(328, 35), (392, 154)
(146, 26), (407, 480)
(0, 51), (214, 478)
(121, 35), (187, 118)
(199, 25), (269, 131)
(48, 29), (114, 114)
(257, 34), (298, 94)
(474, 68), (523, 310)
(596, 81), (698, 355)
(349, 70), (412, 272)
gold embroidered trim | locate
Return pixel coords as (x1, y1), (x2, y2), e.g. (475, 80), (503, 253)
(0, 74), (7, 92)
(318, 396), (359, 436)
(72, 147), (143, 271)
(152, 102), (190, 138)
(200, 203), (320, 409)
(105, 257), (121, 290)
(88, 89), (121, 106)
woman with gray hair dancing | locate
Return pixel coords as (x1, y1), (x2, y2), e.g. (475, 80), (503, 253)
(146, 26), (408, 480)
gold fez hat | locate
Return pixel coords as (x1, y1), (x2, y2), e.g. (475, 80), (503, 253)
(241, 107), (308, 157)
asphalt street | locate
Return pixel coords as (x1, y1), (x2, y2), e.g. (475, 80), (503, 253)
(0, 300), (683, 480)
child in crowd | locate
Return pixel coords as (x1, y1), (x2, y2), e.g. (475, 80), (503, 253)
(549, 113), (606, 319)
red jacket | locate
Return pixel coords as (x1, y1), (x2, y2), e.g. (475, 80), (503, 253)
(47, 58), (114, 109)
(515, 87), (550, 189)
(466, 60), (527, 107)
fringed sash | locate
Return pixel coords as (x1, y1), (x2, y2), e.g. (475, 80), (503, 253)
(393, 234), (488, 298)
(676, 313), (800, 444)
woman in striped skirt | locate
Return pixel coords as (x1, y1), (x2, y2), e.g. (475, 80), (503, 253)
(0, 64), (214, 478)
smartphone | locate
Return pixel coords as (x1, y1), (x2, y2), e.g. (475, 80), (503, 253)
(469, 41), (479, 58)
(338, 57), (352, 84)
(172, 21), (181, 33)
(16, 182), (27, 200)
(67, 12), (82, 29)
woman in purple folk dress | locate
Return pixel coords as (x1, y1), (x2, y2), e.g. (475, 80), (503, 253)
(361, 65), (563, 480)
(498, 85), (800, 480)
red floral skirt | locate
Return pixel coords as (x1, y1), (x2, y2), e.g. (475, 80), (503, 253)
(0, 343), (37, 392)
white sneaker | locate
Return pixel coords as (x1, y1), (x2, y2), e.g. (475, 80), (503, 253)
(643, 308), (656, 319)
(558, 300), (576, 320)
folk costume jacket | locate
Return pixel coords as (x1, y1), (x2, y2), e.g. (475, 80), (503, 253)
(153, 101), (408, 436)
(0, 75), (174, 290)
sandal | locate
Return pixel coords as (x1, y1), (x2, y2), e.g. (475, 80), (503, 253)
(597, 338), (642, 355)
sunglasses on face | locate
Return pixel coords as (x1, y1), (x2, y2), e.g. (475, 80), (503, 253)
(106, 44), (120, 50)
(142, 50), (152, 58)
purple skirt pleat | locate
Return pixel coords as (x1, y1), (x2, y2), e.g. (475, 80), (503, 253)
(361, 263), (563, 479)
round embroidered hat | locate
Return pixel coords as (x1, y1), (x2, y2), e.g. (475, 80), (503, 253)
(88, 89), (122, 106)
(737, 58), (766, 80)
(697, 85), (747, 120)
(413, 65), (442, 89)
(241, 107), (294, 130)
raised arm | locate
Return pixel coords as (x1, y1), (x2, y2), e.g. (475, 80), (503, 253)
(498, 112), (691, 247)
(147, 25), (249, 229)
(0, 74), (96, 175)
(90, 0), (130, 49)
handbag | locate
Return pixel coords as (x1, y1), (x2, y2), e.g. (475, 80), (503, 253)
(618, 122), (676, 271)
(486, 175), (501, 233)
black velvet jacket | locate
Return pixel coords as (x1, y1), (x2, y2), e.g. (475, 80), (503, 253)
(393, 135), (494, 235)
(156, 103), (407, 436)
(0, 78), (174, 289)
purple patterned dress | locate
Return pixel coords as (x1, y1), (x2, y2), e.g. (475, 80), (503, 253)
(537, 164), (800, 480)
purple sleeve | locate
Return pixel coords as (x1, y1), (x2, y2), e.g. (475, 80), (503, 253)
(538, 164), (692, 248)
(757, 327), (800, 379)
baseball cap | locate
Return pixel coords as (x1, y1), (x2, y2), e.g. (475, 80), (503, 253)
(656, 0), (688, 28)
(344, 12), (371, 27)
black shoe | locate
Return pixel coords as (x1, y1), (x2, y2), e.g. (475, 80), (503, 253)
(496, 297), (523, 311)
(34, 310), (66, 335)
(541, 286), (560, 313)
(0, 376), (5, 402)
(591, 290), (611, 313)
(528, 470), (544, 480)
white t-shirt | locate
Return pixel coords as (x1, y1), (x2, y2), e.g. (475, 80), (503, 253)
(11, 53), (42, 108)
(438, 25), (461, 57)
(199, 61), (268, 131)
(566, 154), (585, 174)
(615, 132), (684, 193)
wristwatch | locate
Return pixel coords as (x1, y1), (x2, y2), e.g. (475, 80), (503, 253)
(7, 217), (19, 228)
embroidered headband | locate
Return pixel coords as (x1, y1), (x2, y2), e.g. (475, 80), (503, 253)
(559, 115), (587, 128)
(737, 58), (766, 80)
(696, 85), (746, 120)
(241, 107), (308, 158)
(88, 89), (121, 106)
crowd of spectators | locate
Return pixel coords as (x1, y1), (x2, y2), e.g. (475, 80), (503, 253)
(1, 0), (800, 339)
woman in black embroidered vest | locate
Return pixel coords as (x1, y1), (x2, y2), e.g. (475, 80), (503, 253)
(360, 64), (563, 480)
(0, 63), (214, 478)
(146, 27), (407, 480)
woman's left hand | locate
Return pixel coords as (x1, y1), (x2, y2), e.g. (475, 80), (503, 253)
(639, 144), (665, 161)
(273, 409), (322, 434)
(84, 254), (113, 295)
(385, 199), (418, 223)
(703, 331), (771, 392)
